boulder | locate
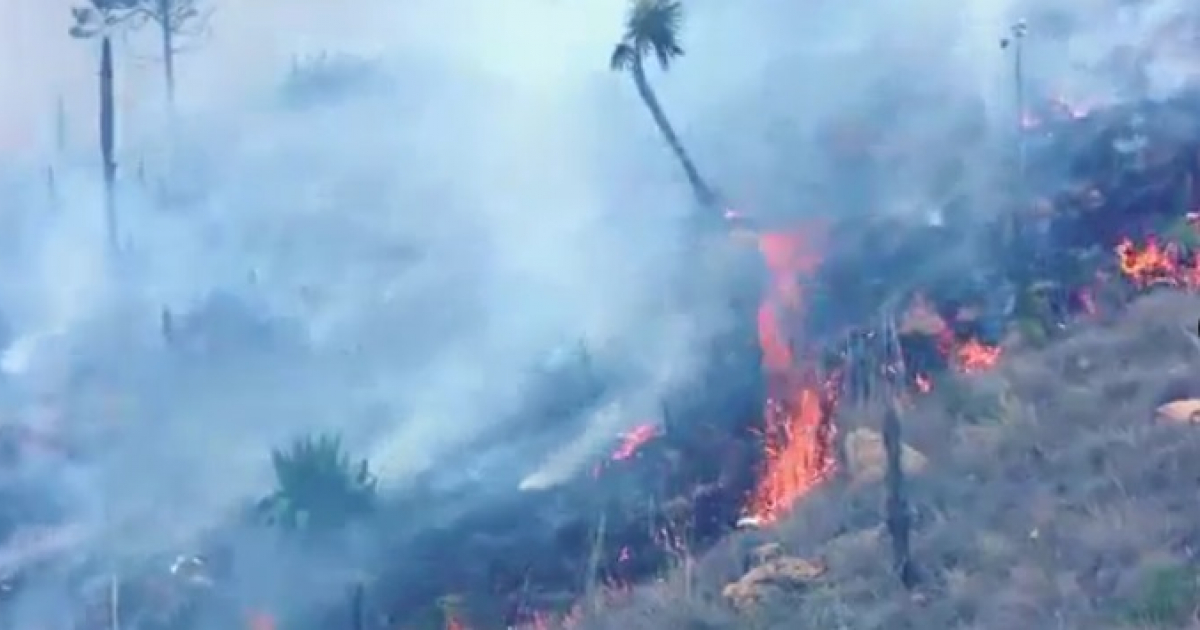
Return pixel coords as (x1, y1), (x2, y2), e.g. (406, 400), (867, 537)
(722, 556), (826, 609)
(844, 427), (928, 484)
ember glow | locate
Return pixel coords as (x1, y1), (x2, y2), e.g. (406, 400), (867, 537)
(906, 295), (1004, 377)
(744, 221), (838, 524)
(1116, 236), (1200, 289)
(247, 611), (276, 630)
(955, 339), (1003, 374)
(611, 424), (659, 461)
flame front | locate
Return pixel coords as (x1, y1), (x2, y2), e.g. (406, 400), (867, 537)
(1116, 236), (1200, 288)
(611, 424), (658, 461)
(744, 223), (836, 524)
(956, 339), (1002, 373)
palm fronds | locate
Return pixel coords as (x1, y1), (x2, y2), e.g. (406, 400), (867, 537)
(257, 433), (377, 533)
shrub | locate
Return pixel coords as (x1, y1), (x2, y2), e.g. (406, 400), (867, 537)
(258, 433), (377, 533)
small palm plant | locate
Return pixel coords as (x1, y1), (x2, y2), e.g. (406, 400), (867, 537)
(610, 0), (717, 208)
(258, 433), (377, 533)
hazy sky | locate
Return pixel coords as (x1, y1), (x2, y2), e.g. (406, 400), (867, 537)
(1, 0), (632, 154)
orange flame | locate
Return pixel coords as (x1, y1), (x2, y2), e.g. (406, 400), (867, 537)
(955, 339), (1002, 373)
(743, 220), (836, 524)
(1116, 236), (1200, 288)
(611, 424), (658, 461)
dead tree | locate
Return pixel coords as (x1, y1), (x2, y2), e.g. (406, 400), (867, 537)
(70, 0), (139, 258)
(350, 583), (364, 630)
(130, 0), (212, 112)
(1000, 20), (1029, 182)
(881, 316), (918, 589)
(882, 403), (917, 589)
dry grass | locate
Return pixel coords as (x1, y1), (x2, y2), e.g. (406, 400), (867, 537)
(577, 291), (1200, 629)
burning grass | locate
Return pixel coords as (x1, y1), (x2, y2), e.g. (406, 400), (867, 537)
(575, 291), (1200, 630)
(10, 77), (1200, 630)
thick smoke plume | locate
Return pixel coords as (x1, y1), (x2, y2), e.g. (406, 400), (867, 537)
(2, 0), (1199, 625)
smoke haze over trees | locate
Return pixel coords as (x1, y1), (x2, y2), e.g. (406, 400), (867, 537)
(2, 0), (1200, 626)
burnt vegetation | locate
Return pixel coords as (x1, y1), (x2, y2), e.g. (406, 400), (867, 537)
(580, 293), (1200, 630)
(8, 0), (1200, 628)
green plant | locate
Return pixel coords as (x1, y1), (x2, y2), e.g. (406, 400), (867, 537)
(1124, 565), (1198, 626)
(258, 433), (377, 532)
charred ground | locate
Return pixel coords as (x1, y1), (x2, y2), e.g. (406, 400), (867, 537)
(577, 291), (1200, 630)
(6, 20), (1200, 630)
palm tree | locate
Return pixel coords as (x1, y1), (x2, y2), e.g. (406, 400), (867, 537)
(257, 433), (377, 533)
(610, 0), (717, 208)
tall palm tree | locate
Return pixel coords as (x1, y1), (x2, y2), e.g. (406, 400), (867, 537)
(610, 0), (717, 208)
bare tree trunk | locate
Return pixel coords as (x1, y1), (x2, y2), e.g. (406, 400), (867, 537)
(46, 167), (58, 208)
(55, 95), (68, 156)
(584, 511), (607, 612)
(109, 574), (120, 630)
(99, 36), (119, 256)
(159, 0), (176, 111)
(883, 404), (917, 589)
(630, 57), (717, 209)
(350, 582), (364, 630)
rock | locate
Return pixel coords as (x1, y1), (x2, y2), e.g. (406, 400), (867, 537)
(748, 543), (784, 566)
(722, 556), (826, 609)
(844, 427), (928, 484)
(900, 299), (948, 336)
(1155, 399), (1200, 424)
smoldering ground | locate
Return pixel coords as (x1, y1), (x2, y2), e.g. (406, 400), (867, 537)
(2, 0), (1200, 626)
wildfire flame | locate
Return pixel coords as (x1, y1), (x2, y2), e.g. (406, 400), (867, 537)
(1116, 236), (1200, 288)
(955, 339), (1002, 374)
(611, 424), (658, 461)
(743, 221), (837, 525)
(905, 294), (1004, 377)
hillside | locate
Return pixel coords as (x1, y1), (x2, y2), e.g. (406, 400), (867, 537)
(576, 291), (1200, 630)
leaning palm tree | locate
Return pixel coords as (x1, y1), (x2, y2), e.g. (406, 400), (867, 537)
(610, 0), (717, 208)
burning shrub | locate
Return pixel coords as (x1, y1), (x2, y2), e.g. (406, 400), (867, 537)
(257, 433), (377, 533)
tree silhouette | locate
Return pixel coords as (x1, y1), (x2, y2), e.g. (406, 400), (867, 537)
(129, 0), (212, 111)
(69, 0), (139, 257)
(258, 434), (378, 533)
(610, 0), (717, 209)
